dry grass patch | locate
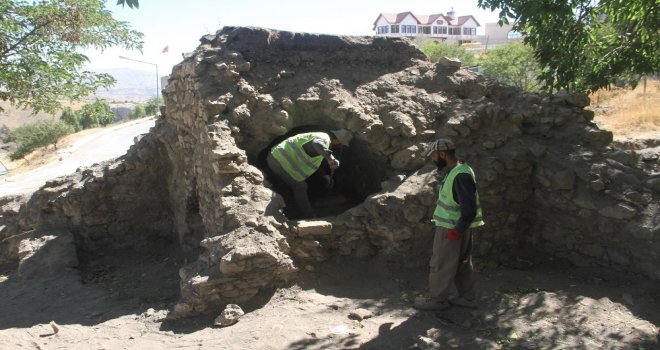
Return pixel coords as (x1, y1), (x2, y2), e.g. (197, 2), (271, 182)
(591, 79), (660, 139)
(1, 127), (102, 175)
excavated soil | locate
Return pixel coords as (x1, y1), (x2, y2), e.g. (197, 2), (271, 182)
(0, 249), (657, 349)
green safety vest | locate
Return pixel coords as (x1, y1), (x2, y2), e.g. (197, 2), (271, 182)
(270, 132), (330, 182)
(433, 163), (485, 229)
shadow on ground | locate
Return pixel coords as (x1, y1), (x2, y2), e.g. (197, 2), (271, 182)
(0, 240), (187, 330)
(0, 247), (657, 349)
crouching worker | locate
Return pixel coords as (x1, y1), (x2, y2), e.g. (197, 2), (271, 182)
(266, 129), (353, 219)
(414, 138), (485, 311)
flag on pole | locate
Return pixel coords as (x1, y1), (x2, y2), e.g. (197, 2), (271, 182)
(162, 45), (169, 53)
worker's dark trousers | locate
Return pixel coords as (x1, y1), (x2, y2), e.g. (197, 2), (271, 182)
(428, 226), (475, 300)
(266, 154), (313, 217)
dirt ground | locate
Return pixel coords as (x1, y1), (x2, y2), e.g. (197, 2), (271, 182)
(0, 240), (657, 350)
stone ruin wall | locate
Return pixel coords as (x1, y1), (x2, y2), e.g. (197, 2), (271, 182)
(1, 27), (658, 315)
(0, 136), (174, 253)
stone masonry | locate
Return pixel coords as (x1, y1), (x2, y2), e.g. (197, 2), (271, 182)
(0, 27), (657, 315)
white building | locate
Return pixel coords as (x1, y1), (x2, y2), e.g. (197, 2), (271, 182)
(372, 9), (480, 44)
(480, 22), (521, 45)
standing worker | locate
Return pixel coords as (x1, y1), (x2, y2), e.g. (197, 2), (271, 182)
(267, 129), (353, 219)
(414, 138), (485, 311)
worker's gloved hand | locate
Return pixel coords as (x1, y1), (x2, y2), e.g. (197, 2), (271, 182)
(328, 159), (340, 170)
(446, 229), (461, 240)
(323, 175), (334, 189)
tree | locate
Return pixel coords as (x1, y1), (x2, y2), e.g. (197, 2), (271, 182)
(130, 104), (145, 119)
(478, 0), (660, 93)
(0, 0), (143, 113)
(116, 0), (139, 9)
(144, 95), (162, 116)
(420, 41), (476, 67)
(480, 41), (543, 92)
(92, 99), (116, 126)
(60, 106), (82, 132)
(7, 120), (74, 160)
(78, 99), (116, 128)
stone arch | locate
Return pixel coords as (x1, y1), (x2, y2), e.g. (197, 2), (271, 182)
(252, 125), (389, 219)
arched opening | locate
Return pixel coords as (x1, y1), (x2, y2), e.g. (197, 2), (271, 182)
(256, 126), (389, 219)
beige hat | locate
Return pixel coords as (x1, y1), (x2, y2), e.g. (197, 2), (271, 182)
(425, 138), (455, 156)
(331, 129), (353, 147)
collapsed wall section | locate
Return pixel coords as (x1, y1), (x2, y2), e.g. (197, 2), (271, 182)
(0, 135), (176, 263)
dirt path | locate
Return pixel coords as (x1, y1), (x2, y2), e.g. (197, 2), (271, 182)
(0, 117), (155, 197)
(0, 248), (657, 349)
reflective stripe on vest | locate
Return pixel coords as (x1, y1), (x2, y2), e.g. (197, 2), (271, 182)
(270, 132), (330, 182)
(432, 163), (485, 228)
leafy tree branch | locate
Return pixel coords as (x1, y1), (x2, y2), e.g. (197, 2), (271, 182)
(478, 0), (659, 93)
(0, 0), (143, 113)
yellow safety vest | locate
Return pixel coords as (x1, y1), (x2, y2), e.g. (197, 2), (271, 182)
(270, 132), (330, 182)
(433, 163), (485, 229)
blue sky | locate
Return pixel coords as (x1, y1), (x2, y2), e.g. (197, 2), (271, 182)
(85, 0), (501, 75)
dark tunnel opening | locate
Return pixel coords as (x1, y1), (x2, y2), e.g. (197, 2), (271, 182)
(256, 126), (389, 219)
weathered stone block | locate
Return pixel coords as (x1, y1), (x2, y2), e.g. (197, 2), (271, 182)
(296, 220), (332, 237)
(586, 128), (613, 145)
(589, 179), (605, 191)
(552, 170), (575, 190)
(529, 143), (547, 158)
(437, 56), (461, 68)
(599, 203), (637, 220)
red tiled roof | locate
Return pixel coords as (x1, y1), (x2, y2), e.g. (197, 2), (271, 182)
(397, 12), (415, 23)
(456, 15), (480, 26)
(415, 14), (430, 24)
(373, 11), (417, 26)
(426, 14), (448, 25)
(373, 12), (480, 28)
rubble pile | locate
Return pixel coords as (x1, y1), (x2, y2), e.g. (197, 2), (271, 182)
(0, 27), (657, 315)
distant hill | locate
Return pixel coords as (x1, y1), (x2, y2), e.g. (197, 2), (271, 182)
(0, 68), (161, 130)
(0, 101), (83, 129)
(93, 68), (162, 102)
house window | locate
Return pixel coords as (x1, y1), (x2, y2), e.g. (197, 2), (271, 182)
(433, 26), (447, 34)
(449, 27), (461, 35)
(463, 27), (476, 35)
(377, 26), (389, 34)
(401, 25), (416, 34)
(391, 25), (399, 33)
(419, 26), (431, 34)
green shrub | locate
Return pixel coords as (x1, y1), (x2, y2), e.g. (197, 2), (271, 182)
(60, 107), (82, 132)
(79, 99), (116, 128)
(130, 104), (145, 119)
(144, 96), (162, 116)
(479, 41), (543, 92)
(420, 40), (476, 66)
(8, 120), (74, 160)
(144, 102), (158, 116)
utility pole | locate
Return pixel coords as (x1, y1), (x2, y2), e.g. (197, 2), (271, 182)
(118, 56), (160, 114)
